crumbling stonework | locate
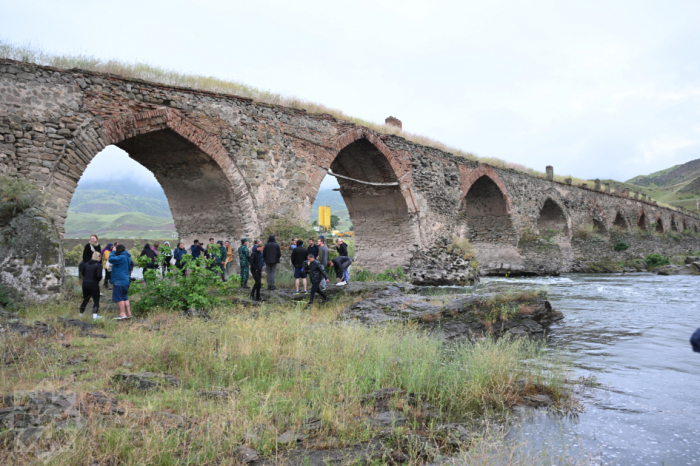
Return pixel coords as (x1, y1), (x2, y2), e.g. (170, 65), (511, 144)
(1, 59), (700, 297)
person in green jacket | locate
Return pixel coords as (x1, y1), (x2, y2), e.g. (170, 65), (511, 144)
(215, 240), (227, 281)
(238, 238), (250, 289)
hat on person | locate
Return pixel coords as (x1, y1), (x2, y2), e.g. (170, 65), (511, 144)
(241, 237), (247, 244)
(217, 240), (224, 246)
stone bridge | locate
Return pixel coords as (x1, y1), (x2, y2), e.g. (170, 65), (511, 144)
(1, 59), (700, 298)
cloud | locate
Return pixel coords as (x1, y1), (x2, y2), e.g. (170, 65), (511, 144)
(78, 146), (159, 187)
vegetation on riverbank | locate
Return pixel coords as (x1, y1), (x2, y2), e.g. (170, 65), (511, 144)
(0, 278), (576, 464)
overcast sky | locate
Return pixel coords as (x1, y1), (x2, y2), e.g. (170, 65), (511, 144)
(3, 0), (699, 189)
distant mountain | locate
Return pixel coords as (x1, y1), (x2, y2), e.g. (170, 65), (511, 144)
(66, 178), (175, 239)
(599, 158), (700, 212)
(76, 178), (168, 201)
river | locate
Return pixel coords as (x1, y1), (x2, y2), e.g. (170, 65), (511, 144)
(479, 274), (700, 465)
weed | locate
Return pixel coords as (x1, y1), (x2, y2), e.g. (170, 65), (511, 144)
(644, 253), (670, 269)
(613, 240), (629, 251)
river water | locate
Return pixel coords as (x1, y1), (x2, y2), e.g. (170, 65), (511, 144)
(479, 274), (700, 465)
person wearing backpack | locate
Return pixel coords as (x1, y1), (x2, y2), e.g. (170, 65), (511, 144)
(109, 244), (133, 320)
(305, 254), (329, 309)
(79, 251), (103, 320)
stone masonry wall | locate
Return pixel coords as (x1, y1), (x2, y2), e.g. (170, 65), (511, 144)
(1, 59), (700, 298)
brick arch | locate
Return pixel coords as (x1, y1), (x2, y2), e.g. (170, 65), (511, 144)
(48, 108), (261, 239)
(589, 204), (609, 234)
(637, 209), (649, 230)
(670, 214), (679, 232)
(612, 208), (629, 230)
(654, 215), (665, 232)
(536, 196), (570, 237)
(331, 127), (411, 181)
(458, 165), (513, 214)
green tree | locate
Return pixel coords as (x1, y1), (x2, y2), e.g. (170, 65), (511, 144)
(330, 215), (340, 230)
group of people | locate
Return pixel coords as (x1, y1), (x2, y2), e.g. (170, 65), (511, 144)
(76, 233), (353, 319)
(79, 235), (133, 321)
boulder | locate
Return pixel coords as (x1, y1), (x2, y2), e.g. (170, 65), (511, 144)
(656, 264), (699, 276)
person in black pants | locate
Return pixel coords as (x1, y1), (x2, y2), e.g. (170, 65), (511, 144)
(305, 254), (329, 309)
(250, 243), (264, 302)
(79, 251), (103, 320)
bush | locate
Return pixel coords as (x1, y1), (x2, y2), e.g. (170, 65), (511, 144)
(263, 218), (317, 248)
(0, 175), (44, 222)
(573, 223), (598, 240)
(0, 285), (14, 310)
(613, 240), (629, 251)
(132, 255), (235, 313)
(645, 253), (670, 268)
(353, 267), (406, 282)
(446, 235), (476, 260)
(64, 244), (84, 266)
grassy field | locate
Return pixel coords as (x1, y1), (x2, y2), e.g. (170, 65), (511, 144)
(0, 282), (577, 465)
(64, 211), (175, 239)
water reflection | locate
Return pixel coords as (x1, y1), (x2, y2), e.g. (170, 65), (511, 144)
(481, 274), (700, 465)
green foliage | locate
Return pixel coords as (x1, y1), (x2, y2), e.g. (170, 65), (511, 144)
(263, 218), (316, 245)
(0, 285), (15, 310)
(330, 214), (340, 230)
(518, 226), (538, 245)
(0, 175), (44, 222)
(353, 267), (406, 282)
(445, 235), (476, 260)
(131, 255), (232, 313)
(64, 244), (84, 266)
(158, 243), (173, 257)
(645, 253), (670, 268)
(613, 240), (630, 251)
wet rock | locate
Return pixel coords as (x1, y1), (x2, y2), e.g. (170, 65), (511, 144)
(523, 394), (553, 406)
(59, 318), (94, 332)
(656, 264), (699, 276)
(235, 446), (259, 463)
(684, 256), (700, 264)
(111, 372), (181, 392)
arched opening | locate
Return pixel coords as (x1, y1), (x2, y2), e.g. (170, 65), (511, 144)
(60, 128), (247, 250)
(684, 218), (689, 231)
(638, 212), (648, 230)
(592, 217), (608, 235)
(537, 199), (568, 237)
(671, 215), (678, 232)
(324, 138), (416, 269)
(655, 217), (664, 233)
(463, 175), (512, 243)
(613, 212), (628, 230)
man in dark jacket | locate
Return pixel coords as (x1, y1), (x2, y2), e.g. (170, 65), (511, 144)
(305, 254), (329, 309)
(79, 251), (103, 320)
(173, 243), (187, 270)
(250, 242), (264, 301)
(290, 240), (308, 294)
(307, 238), (319, 259)
(238, 238), (251, 289)
(262, 235), (281, 290)
(331, 255), (353, 285)
(190, 240), (205, 260)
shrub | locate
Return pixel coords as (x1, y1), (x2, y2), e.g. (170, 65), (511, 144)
(0, 285), (14, 310)
(573, 223), (598, 240)
(263, 218), (316, 247)
(446, 235), (476, 260)
(645, 253), (670, 268)
(0, 175), (44, 222)
(353, 267), (406, 282)
(518, 226), (538, 245)
(64, 244), (84, 266)
(613, 240), (629, 251)
(131, 255), (235, 313)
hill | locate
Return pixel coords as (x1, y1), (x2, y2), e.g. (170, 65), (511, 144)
(65, 180), (175, 239)
(310, 189), (352, 231)
(614, 158), (700, 211)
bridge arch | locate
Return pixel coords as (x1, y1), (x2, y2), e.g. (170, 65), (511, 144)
(323, 134), (419, 270)
(460, 169), (513, 243)
(612, 210), (629, 230)
(684, 218), (690, 231)
(638, 210), (649, 230)
(48, 108), (261, 242)
(590, 206), (608, 235)
(670, 214), (679, 232)
(654, 216), (665, 233)
(537, 198), (569, 237)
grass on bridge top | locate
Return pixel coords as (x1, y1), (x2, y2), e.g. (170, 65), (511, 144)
(0, 40), (594, 187)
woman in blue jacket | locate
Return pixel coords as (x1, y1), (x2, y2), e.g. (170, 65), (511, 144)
(108, 244), (133, 320)
(173, 243), (187, 271)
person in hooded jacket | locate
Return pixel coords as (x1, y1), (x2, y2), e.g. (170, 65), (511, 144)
(173, 243), (187, 270)
(262, 235), (281, 290)
(109, 244), (133, 320)
(250, 242), (264, 301)
(101, 243), (113, 290)
(79, 251), (103, 320)
(82, 234), (101, 265)
(160, 242), (173, 277)
(331, 256), (353, 285)
(305, 254), (329, 309)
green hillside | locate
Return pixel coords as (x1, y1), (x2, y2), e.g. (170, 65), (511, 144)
(65, 183), (176, 239)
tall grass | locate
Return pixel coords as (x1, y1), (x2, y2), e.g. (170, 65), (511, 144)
(0, 40), (587, 182)
(2, 297), (570, 464)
